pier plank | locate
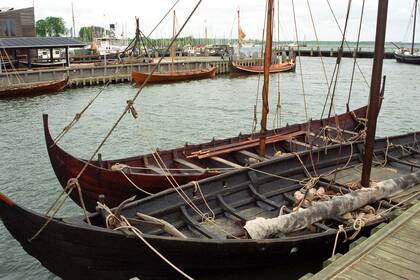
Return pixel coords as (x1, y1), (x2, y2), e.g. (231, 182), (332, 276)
(363, 255), (418, 280)
(369, 248), (420, 273)
(390, 233), (418, 246)
(351, 262), (403, 280)
(335, 268), (374, 280)
(383, 237), (420, 255)
(377, 242), (420, 264)
(307, 202), (420, 280)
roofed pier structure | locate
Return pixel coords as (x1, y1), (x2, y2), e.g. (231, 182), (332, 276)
(0, 37), (85, 69)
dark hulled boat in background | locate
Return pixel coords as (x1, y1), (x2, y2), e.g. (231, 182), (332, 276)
(44, 105), (368, 212)
(1, 132), (419, 280)
(394, 0), (420, 64)
(0, 77), (68, 98)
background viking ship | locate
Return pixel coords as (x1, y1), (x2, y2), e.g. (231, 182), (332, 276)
(0, 77), (68, 98)
(131, 11), (217, 84)
(43, 106), (368, 212)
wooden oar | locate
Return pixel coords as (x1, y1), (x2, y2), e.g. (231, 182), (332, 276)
(189, 130), (306, 159)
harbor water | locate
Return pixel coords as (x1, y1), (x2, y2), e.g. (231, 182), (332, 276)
(0, 56), (419, 279)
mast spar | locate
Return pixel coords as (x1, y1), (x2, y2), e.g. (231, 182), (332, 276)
(237, 8), (241, 59)
(71, 3), (76, 38)
(412, 0), (418, 55)
(258, 0), (273, 158)
(172, 10), (176, 71)
(361, 0), (389, 187)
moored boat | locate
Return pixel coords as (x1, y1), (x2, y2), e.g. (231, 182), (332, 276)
(394, 50), (420, 65)
(229, 59), (296, 74)
(1, 132), (420, 280)
(132, 10), (217, 85)
(131, 67), (217, 84)
(394, 0), (420, 65)
(44, 105), (368, 212)
(0, 77), (68, 98)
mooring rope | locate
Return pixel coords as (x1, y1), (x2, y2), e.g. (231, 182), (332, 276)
(97, 202), (194, 280)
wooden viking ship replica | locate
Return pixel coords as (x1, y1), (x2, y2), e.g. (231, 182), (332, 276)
(229, 7), (296, 74)
(229, 60), (295, 74)
(131, 67), (217, 84)
(44, 2), (374, 212)
(394, 0), (420, 64)
(0, 77), (68, 98)
(43, 106), (368, 212)
(1, 132), (420, 279)
(131, 11), (217, 84)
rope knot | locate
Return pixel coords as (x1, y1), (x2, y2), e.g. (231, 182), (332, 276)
(126, 99), (139, 119)
(66, 178), (80, 191)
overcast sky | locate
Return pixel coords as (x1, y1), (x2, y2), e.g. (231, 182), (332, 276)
(2, 0), (419, 42)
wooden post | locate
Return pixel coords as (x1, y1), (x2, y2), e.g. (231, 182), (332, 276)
(65, 47), (70, 67)
(27, 49), (32, 69)
(361, 0), (389, 187)
(50, 48), (54, 63)
(258, 0), (273, 158)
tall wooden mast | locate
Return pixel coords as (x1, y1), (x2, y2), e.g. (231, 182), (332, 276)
(71, 3), (76, 38)
(172, 10), (176, 71)
(258, 0), (273, 158)
(237, 8), (242, 59)
(412, 0), (418, 55)
(361, 0), (389, 187)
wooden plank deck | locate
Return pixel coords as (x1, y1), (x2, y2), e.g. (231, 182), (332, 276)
(306, 201), (420, 280)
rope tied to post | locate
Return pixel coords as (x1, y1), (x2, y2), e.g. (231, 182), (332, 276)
(331, 224), (347, 257)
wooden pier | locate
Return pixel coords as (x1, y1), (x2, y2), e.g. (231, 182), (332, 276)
(303, 201), (420, 280)
(280, 46), (397, 59)
(0, 57), (263, 88)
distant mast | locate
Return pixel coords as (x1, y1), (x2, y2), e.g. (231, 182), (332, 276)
(205, 20), (208, 45)
(172, 10), (176, 71)
(412, 0), (418, 55)
(71, 3), (76, 37)
(258, 0), (273, 158)
(237, 8), (240, 59)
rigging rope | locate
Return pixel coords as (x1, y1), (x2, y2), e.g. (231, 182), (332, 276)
(273, 0), (282, 130)
(291, 0), (309, 122)
(134, 117), (240, 239)
(326, 0), (352, 121)
(251, 0), (268, 136)
(147, 0), (180, 38)
(306, 0), (330, 89)
(50, 72), (118, 147)
(325, 0), (370, 88)
(30, 0), (205, 241)
(1, 48), (24, 84)
(97, 202), (194, 280)
(346, 0), (366, 112)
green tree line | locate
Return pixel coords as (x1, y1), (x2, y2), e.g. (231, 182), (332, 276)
(36, 17), (66, 37)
